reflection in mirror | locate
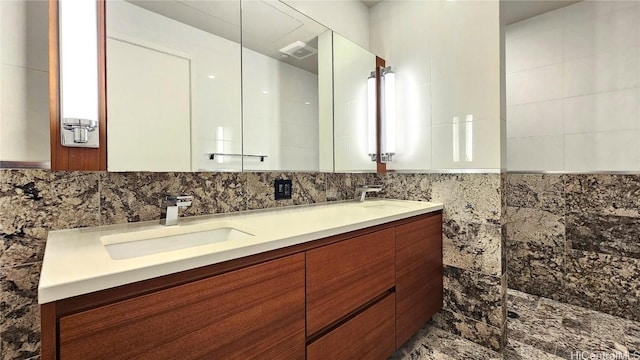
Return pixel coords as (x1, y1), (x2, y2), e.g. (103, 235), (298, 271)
(106, 0), (241, 171)
(241, 0), (332, 171)
(333, 33), (377, 172)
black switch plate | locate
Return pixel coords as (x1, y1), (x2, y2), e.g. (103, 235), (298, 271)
(274, 179), (292, 200)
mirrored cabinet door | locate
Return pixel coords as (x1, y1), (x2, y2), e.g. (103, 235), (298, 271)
(333, 33), (377, 172)
(67, 0), (381, 173)
(105, 0), (242, 172)
(241, 0), (332, 172)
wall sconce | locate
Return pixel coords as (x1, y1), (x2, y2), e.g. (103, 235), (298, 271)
(380, 66), (396, 162)
(367, 71), (377, 162)
(58, 0), (100, 148)
(366, 66), (396, 163)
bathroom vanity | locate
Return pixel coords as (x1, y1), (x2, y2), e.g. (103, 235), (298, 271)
(39, 200), (443, 360)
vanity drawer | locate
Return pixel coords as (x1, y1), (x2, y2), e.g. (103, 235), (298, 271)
(306, 227), (395, 335)
(58, 254), (305, 360)
(307, 293), (396, 360)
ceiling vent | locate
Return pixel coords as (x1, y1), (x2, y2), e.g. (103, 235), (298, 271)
(278, 41), (317, 60)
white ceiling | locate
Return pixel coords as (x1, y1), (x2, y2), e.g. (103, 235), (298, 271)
(125, 0), (327, 73)
(361, 0), (581, 25)
(127, 0), (582, 72)
(501, 0), (581, 25)
(360, 0), (382, 8)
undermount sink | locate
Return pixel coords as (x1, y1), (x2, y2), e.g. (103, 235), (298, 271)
(356, 202), (408, 210)
(100, 221), (254, 260)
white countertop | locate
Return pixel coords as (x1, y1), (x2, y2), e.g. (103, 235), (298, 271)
(38, 199), (443, 304)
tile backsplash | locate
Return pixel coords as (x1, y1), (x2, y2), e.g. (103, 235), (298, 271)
(0, 169), (505, 359)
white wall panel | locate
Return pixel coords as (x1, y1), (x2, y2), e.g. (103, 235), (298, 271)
(0, 0), (50, 163)
(371, 0), (502, 170)
(506, 0), (640, 171)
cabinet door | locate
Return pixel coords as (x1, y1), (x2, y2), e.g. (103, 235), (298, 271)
(306, 228), (395, 335)
(59, 254), (306, 360)
(307, 294), (395, 360)
(395, 214), (443, 347)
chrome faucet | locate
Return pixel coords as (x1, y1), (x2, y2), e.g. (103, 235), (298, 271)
(160, 195), (193, 226)
(355, 185), (383, 202)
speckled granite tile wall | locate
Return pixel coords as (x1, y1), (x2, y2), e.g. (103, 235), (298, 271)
(373, 173), (507, 352)
(0, 170), (507, 358)
(427, 174), (506, 352)
(431, 174), (503, 276)
(505, 174), (566, 302)
(325, 173), (381, 201)
(245, 172), (327, 209)
(0, 170), (101, 360)
(100, 172), (247, 224)
(506, 173), (640, 323)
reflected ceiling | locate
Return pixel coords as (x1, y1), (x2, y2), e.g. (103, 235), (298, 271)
(125, 0), (326, 73)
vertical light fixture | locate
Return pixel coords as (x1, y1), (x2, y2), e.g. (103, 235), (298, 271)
(58, 0), (99, 147)
(367, 71), (378, 161)
(380, 66), (396, 162)
(367, 71), (377, 162)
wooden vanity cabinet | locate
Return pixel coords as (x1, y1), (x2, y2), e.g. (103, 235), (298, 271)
(306, 227), (395, 335)
(42, 211), (443, 360)
(395, 213), (443, 347)
(57, 254), (305, 360)
(307, 293), (396, 360)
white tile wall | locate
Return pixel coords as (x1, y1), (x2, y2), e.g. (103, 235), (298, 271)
(507, 100), (563, 138)
(507, 136), (564, 171)
(563, 89), (639, 134)
(0, 64), (50, 162)
(432, 69), (501, 125)
(432, 118), (501, 170)
(506, 27), (562, 74)
(565, 130), (640, 171)
(370, 0), (502, 170)
(0, 0), (50, 162)
(506, 8), (564, 43)
(1, 0), (49, 72)
(507, 64), (563, 105)
(563, 2), (640, 60)
(564, 51), (639, 98)
(393, 81), (432, 170)
(506, 0), (640, 171)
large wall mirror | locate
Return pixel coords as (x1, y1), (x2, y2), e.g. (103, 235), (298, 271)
(78, 0), (380, 173)
(333, 32), (377, 173)
(106, 0), (242, 172)
(241, 0), (332, 172)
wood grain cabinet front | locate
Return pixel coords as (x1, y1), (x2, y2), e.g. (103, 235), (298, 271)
(306, 293), (396, 360)
(395, 213), (443, 347)
(305, 227), (396, 336)
(58, 254), (306, 360)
